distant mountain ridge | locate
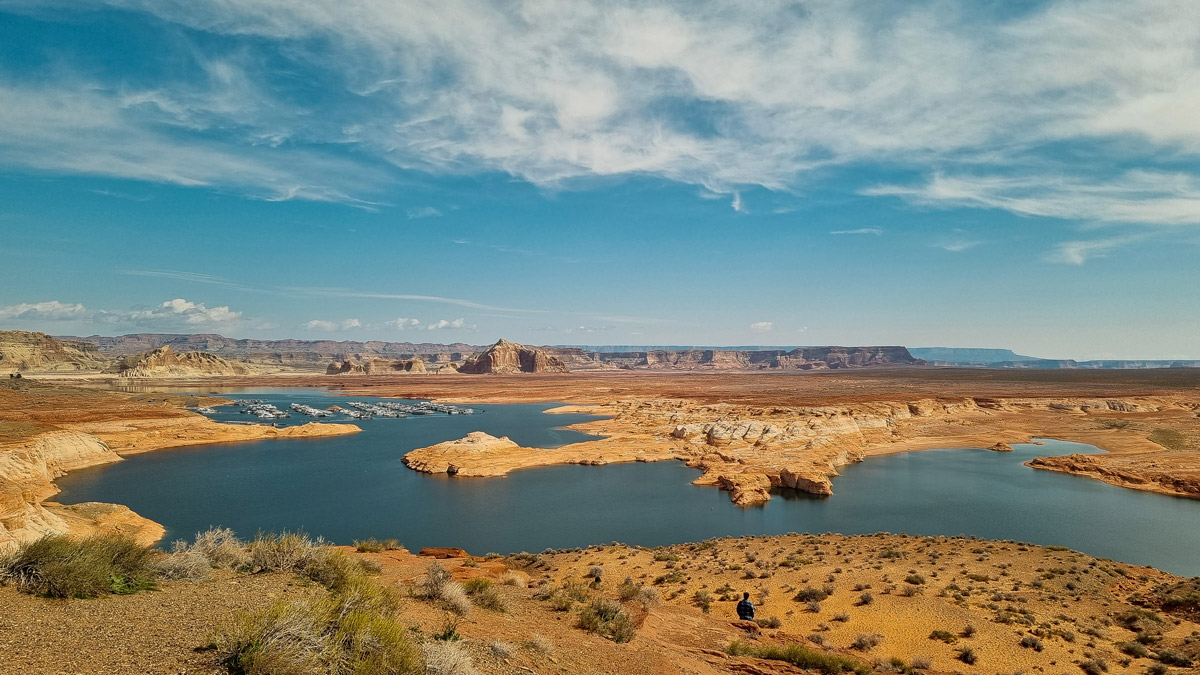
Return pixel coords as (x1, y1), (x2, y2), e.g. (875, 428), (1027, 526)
(909, 347), (1041, 364)
(911, 347), (1200, 369)
(59, 333), (480, 356)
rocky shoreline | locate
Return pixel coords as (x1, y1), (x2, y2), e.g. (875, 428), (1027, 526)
(0, 383), (360, 551)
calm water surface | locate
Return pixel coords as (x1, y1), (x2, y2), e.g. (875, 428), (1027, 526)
(54, 389), (1200, 576)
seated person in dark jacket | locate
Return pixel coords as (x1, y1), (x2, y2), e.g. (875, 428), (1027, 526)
(736, 591), (755, 620)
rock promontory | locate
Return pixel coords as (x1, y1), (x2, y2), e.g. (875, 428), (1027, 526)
(458, 339), (569, 374)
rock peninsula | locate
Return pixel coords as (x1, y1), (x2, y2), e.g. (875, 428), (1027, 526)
(388, 370), (1200, 506)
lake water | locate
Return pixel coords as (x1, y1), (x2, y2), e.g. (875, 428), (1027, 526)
(54, 388), (1200, 576)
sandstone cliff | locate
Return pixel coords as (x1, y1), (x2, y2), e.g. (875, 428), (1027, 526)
(0, 331), (109, 373)
(458, 339), (569, 374)
(106, 345), (250, 377)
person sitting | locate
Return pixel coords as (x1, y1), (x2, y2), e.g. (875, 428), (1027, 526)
(736, 591), (755, 620)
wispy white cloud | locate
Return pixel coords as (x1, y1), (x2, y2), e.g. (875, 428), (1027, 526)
(6, 0), (1199, 224)
(0, 77), (386, 206)
(866, 171), (1200, 227)
(0, 300), (89, 321)
(731, 192), (746, 213)
(406, 206), (442, 219)
(830, 227), (883, 236)
(302, 319), (339, 332)
(302, 318), (363, 331)
(749, 321), (773, 333)
(1044, 236), (1139, 265)
(935, 240), (983, 252)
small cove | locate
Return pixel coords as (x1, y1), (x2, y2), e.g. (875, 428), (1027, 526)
(53, 388), (1200, 576)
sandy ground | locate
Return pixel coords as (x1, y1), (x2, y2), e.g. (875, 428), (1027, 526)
(3, 534), (1198, 674)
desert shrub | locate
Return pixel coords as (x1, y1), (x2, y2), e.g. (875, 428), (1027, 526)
(562, 580), (591, 602)
(0, 534), (157, 598)
(498, 570), (525, 587)
(523, 634), (554, 654)
(190, 527), (249, 569)
(1118, 642), (1149, 658)
(795, 587), (830, 602)
(1079, 658), (1108, 674)
(756, 616), (782, 629)
(693, 590), (713, 612)
(154, 547), (212, 581)
(928, 630), (957, 644)
(547, 590), (574, 612)
(1146, 664), (1169, 675)
(851, 634), (882, 651)
(1019, 635), (1044, 651)
(215, 583), (419, 675)
(1116, 609), (1165, 633)
(808, 600), (823, 613)
(904, 574), (926, 585)
(635, 586), (660, 607)
(587, 565), (605, 581)
(353, 537), (399, 553)
(423, 640), (478, 675)
(577, 598), (635, 642)
(489, 640), (513, 659)
(415, 563), (471, 616)
(956, 646), (978, 664)
(726, 641), (870, 675)
(961, 623), (977, 638)
(247, 531), (325, 573)
(462, 578), (507, 612)
(299, 547), (374, 591)
(911, 655), (932, 670)
(1156, 649), (1193, 666)
(857, 592), (874, 606)
(833, 612), (851, 623)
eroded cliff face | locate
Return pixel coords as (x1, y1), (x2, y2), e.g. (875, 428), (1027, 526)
(0, 431), (159, 550)
(0, 331), (109, 373)
(106, 346), (250, 377)
(404, 394), (1200, 507)
(458, 339), (569, 374)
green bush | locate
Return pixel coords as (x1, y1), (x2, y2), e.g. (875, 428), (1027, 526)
(0, 534), (157, 598)
(726, 641), (870, 675)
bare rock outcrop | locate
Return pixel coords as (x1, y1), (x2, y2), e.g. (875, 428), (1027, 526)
(458, 339), (569, 374)
(106, 346), (249, 377)
(0, 330), (109, 373)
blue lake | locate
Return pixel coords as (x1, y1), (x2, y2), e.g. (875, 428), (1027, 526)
(54, 388), (1200, 576)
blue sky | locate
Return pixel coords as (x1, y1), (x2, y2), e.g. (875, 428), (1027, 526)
(1, 1), (1198, 359)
